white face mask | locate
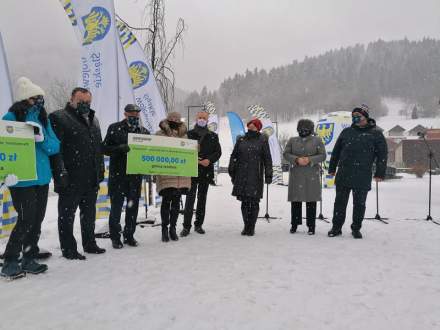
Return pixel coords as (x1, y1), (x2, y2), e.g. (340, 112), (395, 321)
(197, 119), (208, 127)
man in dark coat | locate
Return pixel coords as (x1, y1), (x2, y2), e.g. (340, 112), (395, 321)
(228, 118), (273, 236)
(102, 104), (150, 249)
(181, 111), (222, 236)
(327, 104), (388, 239)
(49, 88), (105, 259)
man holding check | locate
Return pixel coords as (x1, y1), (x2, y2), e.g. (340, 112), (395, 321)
(103, 104), (150, 249)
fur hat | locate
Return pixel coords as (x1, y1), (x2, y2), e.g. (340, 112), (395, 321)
(247, 118), (263, 131)
(352, 104), (370, 118)
(297, 119), (314, 132)
(14, 77), (45, 102)
(167, 111), (182, 122)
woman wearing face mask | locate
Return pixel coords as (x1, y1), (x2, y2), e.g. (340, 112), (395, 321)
(1, 77), (60, 278)
(228, 118), (273, 236)
(283, 119), (326, 235)
(155, 112), (191, 242)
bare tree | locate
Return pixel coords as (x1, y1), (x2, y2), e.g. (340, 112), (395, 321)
(141, 0), (186, 112)
(46, 78), (76, 113)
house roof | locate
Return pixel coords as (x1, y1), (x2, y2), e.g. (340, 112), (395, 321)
(388, 125), (406, 133)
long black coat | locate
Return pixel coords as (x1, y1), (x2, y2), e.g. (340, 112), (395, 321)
(187, 125), (222, 183)
(49, 104), (105, 192)
(228, 131), (273, 200)
(102, 120), (150, 191)
(328, 119), (388, 191)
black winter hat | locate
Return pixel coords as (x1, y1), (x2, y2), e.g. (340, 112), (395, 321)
(297, 119), (314, 132)
(124, 104), (141, 113)
(352, 104), (370, 118)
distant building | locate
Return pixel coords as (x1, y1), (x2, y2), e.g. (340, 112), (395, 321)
(387, 125), (406, 137)
(408, 124), (426, 137)
(395, 139), (440, 168)
(386, 138), (399, 165)
(426, 129), (440, 140)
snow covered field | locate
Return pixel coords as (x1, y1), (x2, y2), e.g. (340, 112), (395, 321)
(1, 173), (439, 330)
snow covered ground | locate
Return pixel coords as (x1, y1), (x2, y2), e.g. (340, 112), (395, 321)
(1, 173), (439, 330)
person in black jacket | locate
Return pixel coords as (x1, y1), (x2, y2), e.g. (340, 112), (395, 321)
(327, 105), (388, 239)
(181, 111), (222, 236)
(228, 118), (273, 236)
(102, 104), (150, 249)
(49, 88), (106, 259)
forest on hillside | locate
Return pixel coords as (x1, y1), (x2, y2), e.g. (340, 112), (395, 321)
(179, 38), (440, 120)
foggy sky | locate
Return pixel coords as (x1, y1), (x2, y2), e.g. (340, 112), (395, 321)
(0, 0), (439, 93)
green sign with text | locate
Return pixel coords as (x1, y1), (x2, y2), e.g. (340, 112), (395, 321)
(127, 134), (198, 177)
(0, 120), (36, 181)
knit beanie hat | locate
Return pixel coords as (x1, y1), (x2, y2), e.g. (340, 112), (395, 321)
(14, 77), (45, 102)
(352, 104), (370, 118)
(247, 118), (263, 131)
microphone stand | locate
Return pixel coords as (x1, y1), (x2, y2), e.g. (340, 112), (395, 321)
(258, 184), (280, 223)
(365, 180), (389, 224)
(317, 164), (330, 223)
(420, 133), (440, 225)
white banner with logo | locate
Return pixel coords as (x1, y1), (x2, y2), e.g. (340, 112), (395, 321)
(116, 35), (135, 118)
(248, 105), (283, 184)
(0, 32), (12, 113)
(60, 0), (119, 131)
(116, 20), (166, 133)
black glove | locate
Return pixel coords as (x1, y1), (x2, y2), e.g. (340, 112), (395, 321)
(117, 144), (130, 153)
(54, 171), (70, 193)
(265, 177), (273, 184)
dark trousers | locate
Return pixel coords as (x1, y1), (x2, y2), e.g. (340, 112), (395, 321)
(183, 179), (209, 229)
(291, 201), (317, 228)
(58, 186), (98, 254)
(332, 186), (369, 231)
(160, 188), (182, 228)
(109, 177), (142, 240)
(3, 185), (49, 262)
(240, 198), (260, 229)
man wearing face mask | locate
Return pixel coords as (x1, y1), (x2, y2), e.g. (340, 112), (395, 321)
(327, 104), (387, 239)
(102, 104), (150, 249)
(181, 111), (222, 237)
(49, 88), (105, 259)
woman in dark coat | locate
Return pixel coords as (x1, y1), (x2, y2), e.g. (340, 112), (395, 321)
(283, 119), (326, 235)
(228, 118), (273, 236)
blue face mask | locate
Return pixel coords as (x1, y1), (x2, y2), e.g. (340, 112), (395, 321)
(352, 115), (362, 125)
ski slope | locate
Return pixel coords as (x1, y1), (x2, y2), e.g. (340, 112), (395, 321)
(1, 173), (439, 330)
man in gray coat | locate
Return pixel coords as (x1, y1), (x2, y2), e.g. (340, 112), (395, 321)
(283, 119), (326, 234)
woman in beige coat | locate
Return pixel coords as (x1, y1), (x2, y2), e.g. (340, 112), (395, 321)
(156, 112), (191, 242)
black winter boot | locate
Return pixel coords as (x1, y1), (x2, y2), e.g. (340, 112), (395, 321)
(162, 226), (170, 242)
(180, 228), (190, 237)
(290, 224), (298, 234)
(169, 226), (179, 241)
(112, 238), (123, 249)
(307, 227), (315, 235)
(352, 230), (363, 239)
(328, 228), (342, 237)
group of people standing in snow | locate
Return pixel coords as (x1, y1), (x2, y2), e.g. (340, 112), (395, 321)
(0, 77), (387, 279)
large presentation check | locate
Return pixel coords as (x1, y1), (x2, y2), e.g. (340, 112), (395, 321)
(0, 120), (36, 181)
(126, 134), (198, 177)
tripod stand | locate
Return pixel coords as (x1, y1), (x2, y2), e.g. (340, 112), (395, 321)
(365, 180), (389, 224)
(419, 133), (440, 225)
(258, 184), (280, 223)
